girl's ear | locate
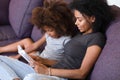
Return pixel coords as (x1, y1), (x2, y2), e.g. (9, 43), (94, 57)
(90, 16), (95, 23)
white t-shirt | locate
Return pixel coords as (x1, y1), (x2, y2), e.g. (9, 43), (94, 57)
(40, 33), (71, 60)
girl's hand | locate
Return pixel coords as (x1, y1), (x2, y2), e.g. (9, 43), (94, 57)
(25, 44), (37, 53)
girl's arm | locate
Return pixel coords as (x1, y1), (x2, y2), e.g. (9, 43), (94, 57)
(25, 34), (46, 53)
(33, 34), (46, 49)
(35, 45), (102, 79)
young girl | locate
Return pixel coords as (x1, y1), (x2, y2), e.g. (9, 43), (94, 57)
(0, 0), (77, 61)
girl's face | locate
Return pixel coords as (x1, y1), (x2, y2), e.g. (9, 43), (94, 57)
(43, 26), (59, 38)
(74, 10), (95, 34)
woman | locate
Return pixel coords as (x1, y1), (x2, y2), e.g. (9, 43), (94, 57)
(0, 0), (114, 80)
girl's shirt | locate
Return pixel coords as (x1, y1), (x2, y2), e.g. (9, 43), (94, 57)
(40, 33), (71, 60)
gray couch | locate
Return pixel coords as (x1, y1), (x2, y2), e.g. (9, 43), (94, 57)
(0, 0), (120, 80)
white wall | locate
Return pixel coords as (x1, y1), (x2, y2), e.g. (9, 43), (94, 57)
(108, 0), (120, 7)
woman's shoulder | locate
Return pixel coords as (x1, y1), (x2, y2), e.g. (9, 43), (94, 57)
(87, 32), (106, 48)
(85, 32), (105, 38)
(87, 32), (106, 42)
(92, 32), (106, 39)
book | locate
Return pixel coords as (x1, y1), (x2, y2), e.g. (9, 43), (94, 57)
(17, 45), (34, 65)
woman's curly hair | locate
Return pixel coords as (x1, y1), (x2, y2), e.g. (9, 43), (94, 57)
(31, 0), (78, 37)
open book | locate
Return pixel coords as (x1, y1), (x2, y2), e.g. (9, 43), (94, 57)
(17, 45), (34, 64)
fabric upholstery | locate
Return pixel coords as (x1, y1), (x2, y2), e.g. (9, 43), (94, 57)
(31, 26), (45, 51)
(31, 26), (43, 41)
(9, 0), (43, 38)
(0, 38), (19, 47)
(0, 25), (17, 41)
(90, 6), (120, 80)
(0, 0), (10, 25)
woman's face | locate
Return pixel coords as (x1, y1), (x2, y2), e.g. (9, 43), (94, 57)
(74, 10), (95, 34)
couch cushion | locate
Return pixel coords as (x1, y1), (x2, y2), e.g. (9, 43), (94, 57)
(0, 0), (10, 25)
(0, 25), (17, 41)
(31, 26), (43, 41)
(9, 0), (43, 38)
(90, 6), (120, 80)
(31, 26), (45, 51)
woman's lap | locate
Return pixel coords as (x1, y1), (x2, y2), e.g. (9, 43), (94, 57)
(0, 56), (67, 80)
(0, 59), (19, 80)
(0, 56), (35, 79)
(24, 73), (67, 80)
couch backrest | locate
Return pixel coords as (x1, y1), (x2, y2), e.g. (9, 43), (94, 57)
(9, 0), (43, 38)
(31, 26), (43, 41)
(90, 5), (120, 80)
(0, 0), (10, 25)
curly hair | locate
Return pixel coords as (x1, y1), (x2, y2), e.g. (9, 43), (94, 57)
(31, 0), (78, 37)
(69, 0), (114, 34)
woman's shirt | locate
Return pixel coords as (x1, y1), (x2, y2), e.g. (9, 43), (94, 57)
(52, 32), (106, 69)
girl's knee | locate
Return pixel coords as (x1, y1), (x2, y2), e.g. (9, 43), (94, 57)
(21, 38), (33, 47)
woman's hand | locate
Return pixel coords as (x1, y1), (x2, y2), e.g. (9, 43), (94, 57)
(33, 62), (49, 75)
(29, 55), (50, 75)
(30, 55), (43, 64)
(30, 54), (57, 67)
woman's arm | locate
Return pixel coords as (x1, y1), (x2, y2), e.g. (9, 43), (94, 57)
(41, 58), (58, 66)
(50, 45), (102, 79)
(35, 45), (102, 79)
